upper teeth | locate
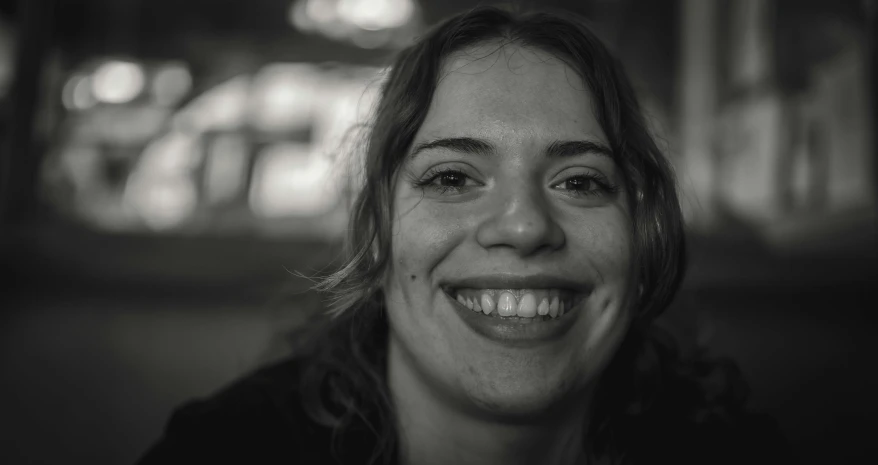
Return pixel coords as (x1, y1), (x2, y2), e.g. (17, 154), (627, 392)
(451, 289), (578, 319)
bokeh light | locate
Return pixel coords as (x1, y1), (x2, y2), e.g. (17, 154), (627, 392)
(62, 73), (97, 110)
(336, 0), (415, 31)
(123, 132), (202, 230)
(92, 60), (146, 104)
(172, 76), (250, 132)
(248, 63), (319, 132)
(288, 0), (419, 48)
(203, 134), (249, 205)
(125, 175), (198, 230)
(248, 143), (338, 218)
(152, 63), (193, 107)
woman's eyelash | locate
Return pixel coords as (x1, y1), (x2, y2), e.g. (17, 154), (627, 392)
(414, 167), (457, 184)
(412, 167), (471, 195)
(555, 173), (620, 197)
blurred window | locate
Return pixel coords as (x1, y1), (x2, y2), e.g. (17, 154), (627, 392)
(41, 60), (383, 238)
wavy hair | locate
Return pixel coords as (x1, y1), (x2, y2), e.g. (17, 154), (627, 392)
(293, 5), (751, 465)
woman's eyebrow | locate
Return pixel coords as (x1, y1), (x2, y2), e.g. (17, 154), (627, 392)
(408, 137), (613, 159)
(409, 137), (494, 158)
(544, 140), (614, 159)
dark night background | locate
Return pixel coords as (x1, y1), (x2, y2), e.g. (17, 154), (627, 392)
(0, 0), (876, 463)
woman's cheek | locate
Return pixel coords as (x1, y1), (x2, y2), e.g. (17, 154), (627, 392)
(584, 208), (632, 271)
(395, 201), (468, 264)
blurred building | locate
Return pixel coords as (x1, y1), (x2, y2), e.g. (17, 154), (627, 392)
(33, 0), (421, 237)
(2, 0), (869, 252)
(679, 0), (875, 254)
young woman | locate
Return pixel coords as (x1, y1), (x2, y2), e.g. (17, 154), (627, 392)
(140, 6), (790, 464)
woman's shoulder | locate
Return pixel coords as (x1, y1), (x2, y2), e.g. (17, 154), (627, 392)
(685, 410), (794, 464)
(600, 332), (797, 465)
(137, 356), (334, 464)
(638, 357), (796, 465)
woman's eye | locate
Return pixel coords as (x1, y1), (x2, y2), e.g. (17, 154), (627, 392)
(564, 176), (593, 191)
(414, 168), (479, 195)
(436, 172), (466, 187)
(553, 174), (618, 198)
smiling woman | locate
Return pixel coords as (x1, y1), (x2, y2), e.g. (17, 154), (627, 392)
(386, 43), (637, 451)
(139, 5), (790, 465)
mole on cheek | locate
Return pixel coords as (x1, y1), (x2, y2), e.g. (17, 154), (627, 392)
(410, 275), (417, 281)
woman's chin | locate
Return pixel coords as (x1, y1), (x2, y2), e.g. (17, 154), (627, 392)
(460, 377), (588, 421)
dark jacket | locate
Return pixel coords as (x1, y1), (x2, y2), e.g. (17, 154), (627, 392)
(138, 357), (794, 464)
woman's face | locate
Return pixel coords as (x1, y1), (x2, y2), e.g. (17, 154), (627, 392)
(385, 44), (636, 418)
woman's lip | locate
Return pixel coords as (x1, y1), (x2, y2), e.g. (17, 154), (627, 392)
(442, 289), (578, 346)
(441, 273), (590, 293)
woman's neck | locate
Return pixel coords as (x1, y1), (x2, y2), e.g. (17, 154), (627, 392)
(387, 337), (592, 465)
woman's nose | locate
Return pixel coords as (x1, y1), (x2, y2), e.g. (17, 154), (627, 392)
(475, 183), (566, 256)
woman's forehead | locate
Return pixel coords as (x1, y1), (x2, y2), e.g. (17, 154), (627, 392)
(420, 43), (605, 146)
(440, 42), (587, 90)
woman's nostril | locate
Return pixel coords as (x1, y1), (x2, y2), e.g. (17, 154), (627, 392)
(475, 204), (565, 255)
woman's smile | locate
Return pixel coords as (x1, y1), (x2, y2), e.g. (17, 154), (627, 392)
(437, 273), (593, 344)
(443, 287), (585, 347)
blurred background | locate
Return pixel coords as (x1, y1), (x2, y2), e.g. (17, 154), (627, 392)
(0, 0), (875, 463)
